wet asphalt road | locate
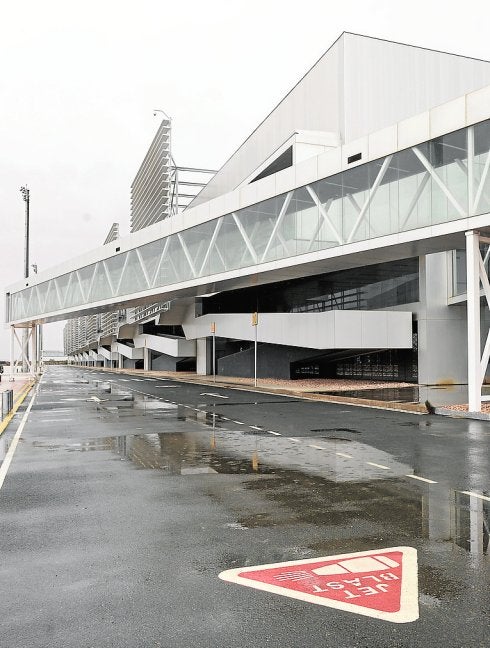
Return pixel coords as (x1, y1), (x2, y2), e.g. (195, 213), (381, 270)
(0, 366), (488, 647)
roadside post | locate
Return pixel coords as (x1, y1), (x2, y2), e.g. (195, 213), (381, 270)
(252, 312), (258, 387)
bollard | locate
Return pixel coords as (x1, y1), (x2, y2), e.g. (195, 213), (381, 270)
(1, 389), (14, 422)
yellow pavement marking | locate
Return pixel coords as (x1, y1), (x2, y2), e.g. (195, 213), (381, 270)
(0, 383), (38, 490)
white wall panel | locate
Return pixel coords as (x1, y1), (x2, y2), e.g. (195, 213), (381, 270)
(430, 96), (466, 139)
(343, 33), (490, 144)
(182, 311), (412, 350)
(397, 112), (431, 150)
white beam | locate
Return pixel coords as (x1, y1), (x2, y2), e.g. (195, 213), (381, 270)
(306, 186), (342, 245)
(466, 230), (481, 412)
(347, 155), (393, 243)
(261, 192), (293, 262)
(412, 147), (466, 218)
(232, 213), (258, 263)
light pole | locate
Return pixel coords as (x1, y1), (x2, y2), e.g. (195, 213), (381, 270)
(20, 186), (30, 279)
(20, 186), (30, 372)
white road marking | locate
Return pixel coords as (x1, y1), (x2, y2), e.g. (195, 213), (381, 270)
(459, 490), (490, 501)
(268, 431), (281, 436)
(336, 451), (353, 459)
(288, 438), (300, 442)
(249, 425), (262, 430)
(200, 392), (229, 399)
(131, 379), (144, 382)
(221, 417), (230, 421)
(37, 418), (74, 423)
(367, 462), (391, 470)
(405, 474), (438, 484)
(0, 384), (38, 490)
(233, 421), (244, 425)
(309, 444), (327, 450)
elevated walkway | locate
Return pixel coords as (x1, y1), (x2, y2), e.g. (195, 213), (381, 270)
(6, 86), (490, 327)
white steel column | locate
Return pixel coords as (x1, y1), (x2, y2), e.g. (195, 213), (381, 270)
(10, 326), (15, 374)
(466, 230), (481, 411)
(31, 325), (38, 375)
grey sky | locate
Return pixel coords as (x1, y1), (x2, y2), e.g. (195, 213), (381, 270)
(1, 0), (489, 360)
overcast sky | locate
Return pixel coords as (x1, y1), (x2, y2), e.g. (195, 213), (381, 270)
(1, 0), (489, 360)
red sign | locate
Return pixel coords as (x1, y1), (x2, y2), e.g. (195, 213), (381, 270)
(219, 546), (418, 623)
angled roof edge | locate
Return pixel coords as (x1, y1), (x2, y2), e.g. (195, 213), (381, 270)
(343, 31), (490, 65)
(189, 33), (490, 210)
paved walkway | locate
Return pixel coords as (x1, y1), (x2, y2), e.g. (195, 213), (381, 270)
(0, 373), (34, 400)
(0, 373), (36, 432)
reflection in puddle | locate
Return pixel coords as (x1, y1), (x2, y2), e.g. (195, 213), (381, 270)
(422, 486), (490, 555)
(33, 428), (490, 557)
(54, 432), (275, 476)
(48, 376), (490, 558)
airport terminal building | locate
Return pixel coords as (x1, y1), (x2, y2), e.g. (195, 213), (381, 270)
(7, 33), (490, 407)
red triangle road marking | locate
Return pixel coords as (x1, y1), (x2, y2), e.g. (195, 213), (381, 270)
(219, 546), (418, 623)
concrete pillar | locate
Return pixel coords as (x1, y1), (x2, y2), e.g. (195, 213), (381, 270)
(196, 338), (208, 375)
(118, 353), (124, 369)
(417, 252), (467, 385)
(144, 347), (151, 371)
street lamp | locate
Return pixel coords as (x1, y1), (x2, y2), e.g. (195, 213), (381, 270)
(153, 108), (171, 121)
(19, 185), (30, 372)
(20, 185), (30, 279)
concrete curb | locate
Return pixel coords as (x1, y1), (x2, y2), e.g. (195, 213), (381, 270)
(434, 407), (490, 421)
(74, 366), (429, 415)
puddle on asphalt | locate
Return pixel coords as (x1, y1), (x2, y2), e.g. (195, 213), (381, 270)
(35, 372), (490, 561)
(30, 429), (490, 558)
(318, 384), (490, 407)
(33, 432), (277, 476)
